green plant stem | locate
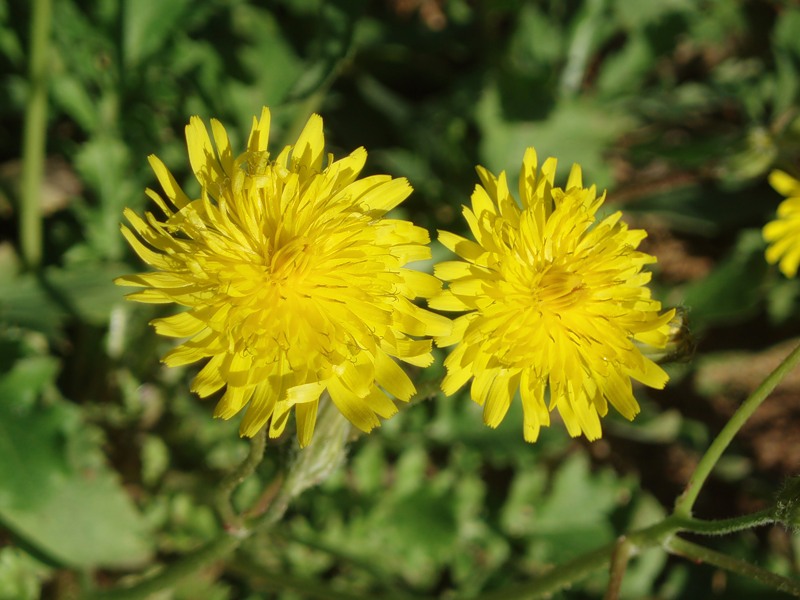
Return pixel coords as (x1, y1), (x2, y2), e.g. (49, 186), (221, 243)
(215, 429), (267, 529)
(83, 533), (241, 600)
(20, 0), (52, 269)
(604, 536), (632, 600)
(485, 509), (779, 600)
(482, 540), (617, 600)
(674, 341), (800, 517)
(672, 509), (776, 536)
(665, 536), (800, 597)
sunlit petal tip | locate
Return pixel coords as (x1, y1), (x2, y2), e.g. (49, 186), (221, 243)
(522, 146), (538, 170)
(769, 170), (800, 197)
(565, 163), (583, 190)
(246, 107), (271, 153)
(764, 169), (800, 278)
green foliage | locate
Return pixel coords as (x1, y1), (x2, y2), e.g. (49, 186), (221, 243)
(2, 0), (800, 598)
(0, 354), (152, 568)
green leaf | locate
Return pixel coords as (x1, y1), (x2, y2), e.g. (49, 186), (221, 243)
(50, 74), (99, 133)
(350, 440), (386, 497)
(0, 3), (23, 68)
(224, 4), (306, 122)
(524, 452), (625, 563)
(74, 137), (136, 261)
(766, 277), (800, 325)
(507, 4), (564, 76)
(596, 32), (655, 95)
(679, 230), (768, 329)
(0, 363), (152, 568)
(624, 182), (769, 236)
(0, 356), (59, 410)
(44, 262), (128, 326)
(123, 0), (192, 68)
(0, 548), (50, 600)
(477, 85), (634, 190)
(0, 275), (66, 338)
(0, 264), (128, 336)
(500, 467), (548, 537)
(773, 7), (800, 59)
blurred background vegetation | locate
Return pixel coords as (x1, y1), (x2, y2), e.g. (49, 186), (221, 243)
(2, 0), (800, 598)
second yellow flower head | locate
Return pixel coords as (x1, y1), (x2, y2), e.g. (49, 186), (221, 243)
(431, 148), (675, 442)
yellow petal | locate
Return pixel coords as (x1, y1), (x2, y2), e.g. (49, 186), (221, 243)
(191, 355), (226, 397)
(292, 113), (324, 173)
(769, 170), (800, 197)
(246, 107), (271, 153)
(328, 377), (380, 433)
(375, 350), (415, 401)
(210, 118), (234, 176)
(215, 385), (254, 420)
(151, 311), (207, 338)
(148, 155), (190, 209)
(295, 399), (320, 448)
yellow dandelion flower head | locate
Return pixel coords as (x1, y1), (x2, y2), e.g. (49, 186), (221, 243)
(763, 170), (800, 278)
(430, 148), (676, 442)
(117, 107), (451, 446)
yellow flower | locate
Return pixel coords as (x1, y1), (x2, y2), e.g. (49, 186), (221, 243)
(763, 170), (800, 278)
(117, 107), (451, 446)
(430, 148), (675, 442)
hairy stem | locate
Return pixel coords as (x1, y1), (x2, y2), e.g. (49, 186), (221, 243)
(604, 536), (632, 600)
(674, 341), (800, 516)
(666, 536), (800, 597)
(216, 429), (268, 529)
(671, 509), (777, 536)
(481, 508), (780, 600)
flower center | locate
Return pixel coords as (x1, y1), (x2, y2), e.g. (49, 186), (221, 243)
(535, 263), (588, 313)
(268, 236), (314, 285)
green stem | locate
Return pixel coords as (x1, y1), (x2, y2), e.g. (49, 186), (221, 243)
(672, 509), (776, 536)
(82, 533), (241, 600)
(674, 341), (800, 517)
(604, 536), (632, 600)
(480, 509), (778, 600)
(20, 0), (52, 269)
(665, 536), (800, 597)
(482, 518), (679, 600)
(215, 429), (267, 529)
(481, 541), (616, 600)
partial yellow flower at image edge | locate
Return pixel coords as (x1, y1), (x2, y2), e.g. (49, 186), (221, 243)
(763, 169), (800, 278)
(117, 107), (452, 447)
(431, 148), (676, 442)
